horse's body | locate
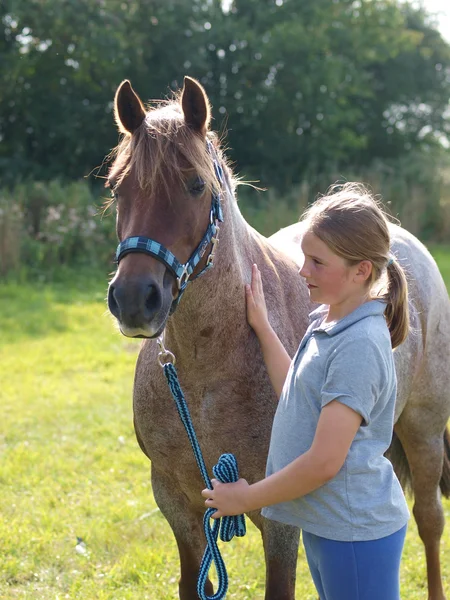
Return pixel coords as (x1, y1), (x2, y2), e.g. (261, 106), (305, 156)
(107, 77), (450, 600)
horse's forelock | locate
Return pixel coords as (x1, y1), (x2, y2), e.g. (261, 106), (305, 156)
(110, 100), (226, 197)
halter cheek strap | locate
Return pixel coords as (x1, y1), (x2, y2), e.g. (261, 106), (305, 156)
(114, 141), (224, 314)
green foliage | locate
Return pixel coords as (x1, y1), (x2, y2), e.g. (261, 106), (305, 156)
(1, 0), (450, 275)
(1, 150), (448, 279)
(0, 180), (116, 278)
(0, 0), (449, 193)
(239, 147), (450, 240)
(0, 262), (449, 598)
(0, 195), (22, 276)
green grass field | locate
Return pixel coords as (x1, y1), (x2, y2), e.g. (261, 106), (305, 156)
(1, 248), (449, 600)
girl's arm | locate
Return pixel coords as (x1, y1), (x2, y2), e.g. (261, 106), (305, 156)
(246, 264), (292, 399)
(201, 400), (362, 517)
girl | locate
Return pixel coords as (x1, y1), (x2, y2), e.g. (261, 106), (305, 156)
(201, 183), (410, 600)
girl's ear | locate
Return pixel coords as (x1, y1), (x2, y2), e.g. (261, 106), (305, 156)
(355, 260), (373, 283)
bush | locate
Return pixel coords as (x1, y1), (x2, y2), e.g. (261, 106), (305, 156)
(0, 180), (116, 279)
(0, 198), (23, 277)
(239, 148), (450, 241)
(1, 148), (448, 280)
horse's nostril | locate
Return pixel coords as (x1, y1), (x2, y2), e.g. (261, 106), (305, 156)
(145, 284), (162, 317)
(107, 279), (164, 327)
(108, 284), (120, 319)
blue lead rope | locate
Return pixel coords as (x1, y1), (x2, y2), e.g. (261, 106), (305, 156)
(163, 362), (246, 600)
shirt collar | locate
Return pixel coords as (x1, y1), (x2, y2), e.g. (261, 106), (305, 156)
(308, 299), (386, 337)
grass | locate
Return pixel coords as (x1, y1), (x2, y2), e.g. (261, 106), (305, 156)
(429, 245), (450, 292)
(1, 250), (450, 600)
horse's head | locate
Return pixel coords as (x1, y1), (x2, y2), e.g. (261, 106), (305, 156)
(107, 77), (225, 338)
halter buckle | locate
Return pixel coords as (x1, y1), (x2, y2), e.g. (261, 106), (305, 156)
(206, 226), (220, 267)
(177, 267), (190, 290)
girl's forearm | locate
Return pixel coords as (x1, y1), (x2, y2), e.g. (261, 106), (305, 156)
(255, 325), (292, 399)
(245, 450), (334, 512)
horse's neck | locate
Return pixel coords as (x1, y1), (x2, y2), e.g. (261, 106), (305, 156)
(165, 193), (264, 359)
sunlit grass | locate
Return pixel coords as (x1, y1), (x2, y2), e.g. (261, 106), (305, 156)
(429, 245), (450, 292)
(0, 251), (449, 599)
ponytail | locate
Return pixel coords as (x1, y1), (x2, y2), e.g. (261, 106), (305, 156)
(382, 259), (409, 349)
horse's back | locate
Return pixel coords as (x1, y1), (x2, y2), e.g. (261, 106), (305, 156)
(390, 224), (449, 315)
(268, 222), (307, 266)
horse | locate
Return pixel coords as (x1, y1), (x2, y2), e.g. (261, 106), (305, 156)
(106, 76), (450, 600)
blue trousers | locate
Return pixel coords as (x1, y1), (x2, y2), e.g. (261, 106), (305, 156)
(302, 525), (407, 600)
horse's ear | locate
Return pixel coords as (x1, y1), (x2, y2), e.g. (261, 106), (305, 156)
(181, 76), (211, 135)
(114, 80), (146, 134)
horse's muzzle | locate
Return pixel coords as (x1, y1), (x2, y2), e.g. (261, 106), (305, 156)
(108, 276), (171, 338)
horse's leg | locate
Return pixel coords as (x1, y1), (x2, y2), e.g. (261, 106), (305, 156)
(259, 516), (300, 600)
(395, 415), (447, 600)
(151, 469), (213, 600)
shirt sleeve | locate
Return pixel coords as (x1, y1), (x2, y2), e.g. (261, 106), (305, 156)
(320, 337), (387, 426)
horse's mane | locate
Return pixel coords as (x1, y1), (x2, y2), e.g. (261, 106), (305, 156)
(107, 94), (236, 199)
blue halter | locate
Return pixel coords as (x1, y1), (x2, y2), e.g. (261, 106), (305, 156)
(115, 141), (224, 314)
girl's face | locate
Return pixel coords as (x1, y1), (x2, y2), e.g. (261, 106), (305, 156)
(299, 231), (369, 314)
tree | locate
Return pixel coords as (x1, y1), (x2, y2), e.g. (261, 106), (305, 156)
(0, 0), (449, 191)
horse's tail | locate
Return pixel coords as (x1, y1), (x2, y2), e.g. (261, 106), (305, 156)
(386, 432), (413, 495)
(441, 427), (450, 498)
(387, 428), (450, 498)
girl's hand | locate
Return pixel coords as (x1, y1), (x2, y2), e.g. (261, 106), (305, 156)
(201, 478), (251, 518)
(246, 264), (270, 335)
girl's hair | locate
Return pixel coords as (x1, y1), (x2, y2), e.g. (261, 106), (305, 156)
(301, 182), (409, 349)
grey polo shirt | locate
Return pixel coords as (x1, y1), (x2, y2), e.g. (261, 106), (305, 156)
(262, 300), (410, 542)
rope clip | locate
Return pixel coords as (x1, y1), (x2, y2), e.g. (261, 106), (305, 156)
(157, 331), (176, 368)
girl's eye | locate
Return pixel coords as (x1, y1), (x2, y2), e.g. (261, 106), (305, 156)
(313, 259), (322, 265)
(189, 176), (206, 196)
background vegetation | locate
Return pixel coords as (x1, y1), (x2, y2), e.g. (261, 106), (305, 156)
(1, 0), (450, 278)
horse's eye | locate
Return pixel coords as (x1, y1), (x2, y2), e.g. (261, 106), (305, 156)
(189, 176), (206, 196)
